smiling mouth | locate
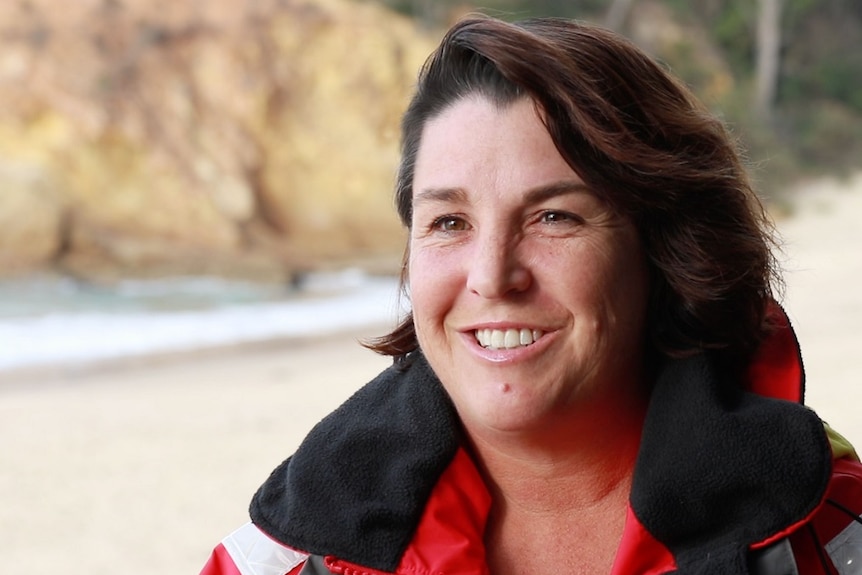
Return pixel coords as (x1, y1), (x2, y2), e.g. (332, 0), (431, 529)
(474, 328), (545, 350)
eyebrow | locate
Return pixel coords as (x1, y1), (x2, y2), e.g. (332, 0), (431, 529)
(413, 186), (468, 206)
(413, 180), (592, 207)
(523, 180), (592, 205)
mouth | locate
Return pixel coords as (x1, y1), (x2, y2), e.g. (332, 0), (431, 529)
(474, 328), (546, 350)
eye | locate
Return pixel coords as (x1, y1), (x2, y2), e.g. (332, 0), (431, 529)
(540, 210), (581, 224)
(432, 215), (470, 232)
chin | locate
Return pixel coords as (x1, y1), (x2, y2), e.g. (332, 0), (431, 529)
(462, 384), (557, 433)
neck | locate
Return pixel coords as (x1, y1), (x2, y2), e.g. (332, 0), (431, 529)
(465, 394), (647, 515)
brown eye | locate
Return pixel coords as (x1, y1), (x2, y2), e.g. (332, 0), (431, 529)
(541, 211), (582, 225)
(434, 216), (469, 232)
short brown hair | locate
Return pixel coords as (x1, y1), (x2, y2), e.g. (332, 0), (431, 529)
(366, 16), (780, 371)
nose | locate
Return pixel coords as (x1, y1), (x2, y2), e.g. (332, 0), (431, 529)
(466, 230), (532, 299)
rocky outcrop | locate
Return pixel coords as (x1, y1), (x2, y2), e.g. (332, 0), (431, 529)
(0, 160), (67, 272)
(0, 0), (434, 281)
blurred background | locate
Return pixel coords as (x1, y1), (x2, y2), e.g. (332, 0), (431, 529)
(0, 1), (860, 574)
(0, 0), (860, 371)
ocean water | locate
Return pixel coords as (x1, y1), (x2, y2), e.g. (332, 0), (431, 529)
(0, 270), (403, 372)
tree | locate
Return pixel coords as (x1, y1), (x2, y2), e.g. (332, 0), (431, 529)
(754, 0), (783, 120)
(604, 0), (637, 31)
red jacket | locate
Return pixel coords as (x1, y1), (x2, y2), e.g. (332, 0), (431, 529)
(202, 310), (862, 574)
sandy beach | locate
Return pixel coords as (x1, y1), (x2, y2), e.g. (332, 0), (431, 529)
(776, 173), (862, 445)
(1, 174), (861, 575)
(0, 331), (394, 574)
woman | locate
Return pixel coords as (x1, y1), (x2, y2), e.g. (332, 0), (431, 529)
(202, 16), (862, 575)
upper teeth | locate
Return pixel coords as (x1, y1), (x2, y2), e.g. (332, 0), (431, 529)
(475, 328), (544, 350)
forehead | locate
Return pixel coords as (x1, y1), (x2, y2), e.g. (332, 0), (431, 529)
(413, 96), (583, 201)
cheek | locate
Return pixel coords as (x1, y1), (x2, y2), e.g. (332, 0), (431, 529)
(408, 246), (457, 329)
(555, 235), (649, 324)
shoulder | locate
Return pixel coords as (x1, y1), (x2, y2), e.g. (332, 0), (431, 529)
(200, 522), (310, 575)
(754, 455), (862, 575)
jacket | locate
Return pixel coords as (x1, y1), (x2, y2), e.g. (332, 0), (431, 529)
(201, 310), (862, 574)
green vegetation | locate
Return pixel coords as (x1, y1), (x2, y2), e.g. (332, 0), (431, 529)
(376, 0), (862, 198)
(674, 0), (862, 194)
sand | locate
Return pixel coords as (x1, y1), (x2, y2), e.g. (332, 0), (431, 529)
(1, 174), (861, 575)
(777, 173), (862, 445)
(0, 333), (394, 574)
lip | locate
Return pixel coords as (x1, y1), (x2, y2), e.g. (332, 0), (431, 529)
(457, 323), (558, 364)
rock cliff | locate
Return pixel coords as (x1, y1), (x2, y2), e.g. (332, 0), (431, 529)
(0, 0), (435, 282)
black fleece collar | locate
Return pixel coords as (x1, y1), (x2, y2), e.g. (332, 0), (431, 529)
(250, 354), (461, 571)
(631, 352), (831, 574)
(250, 352), (831, 574)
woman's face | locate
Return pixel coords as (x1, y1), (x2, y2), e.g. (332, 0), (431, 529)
(409, 95), (651, 435)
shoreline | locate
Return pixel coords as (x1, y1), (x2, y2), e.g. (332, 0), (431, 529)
(0, 323), (394, 388)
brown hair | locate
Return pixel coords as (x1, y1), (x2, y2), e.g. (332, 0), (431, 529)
(366, 16), (780, 370)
